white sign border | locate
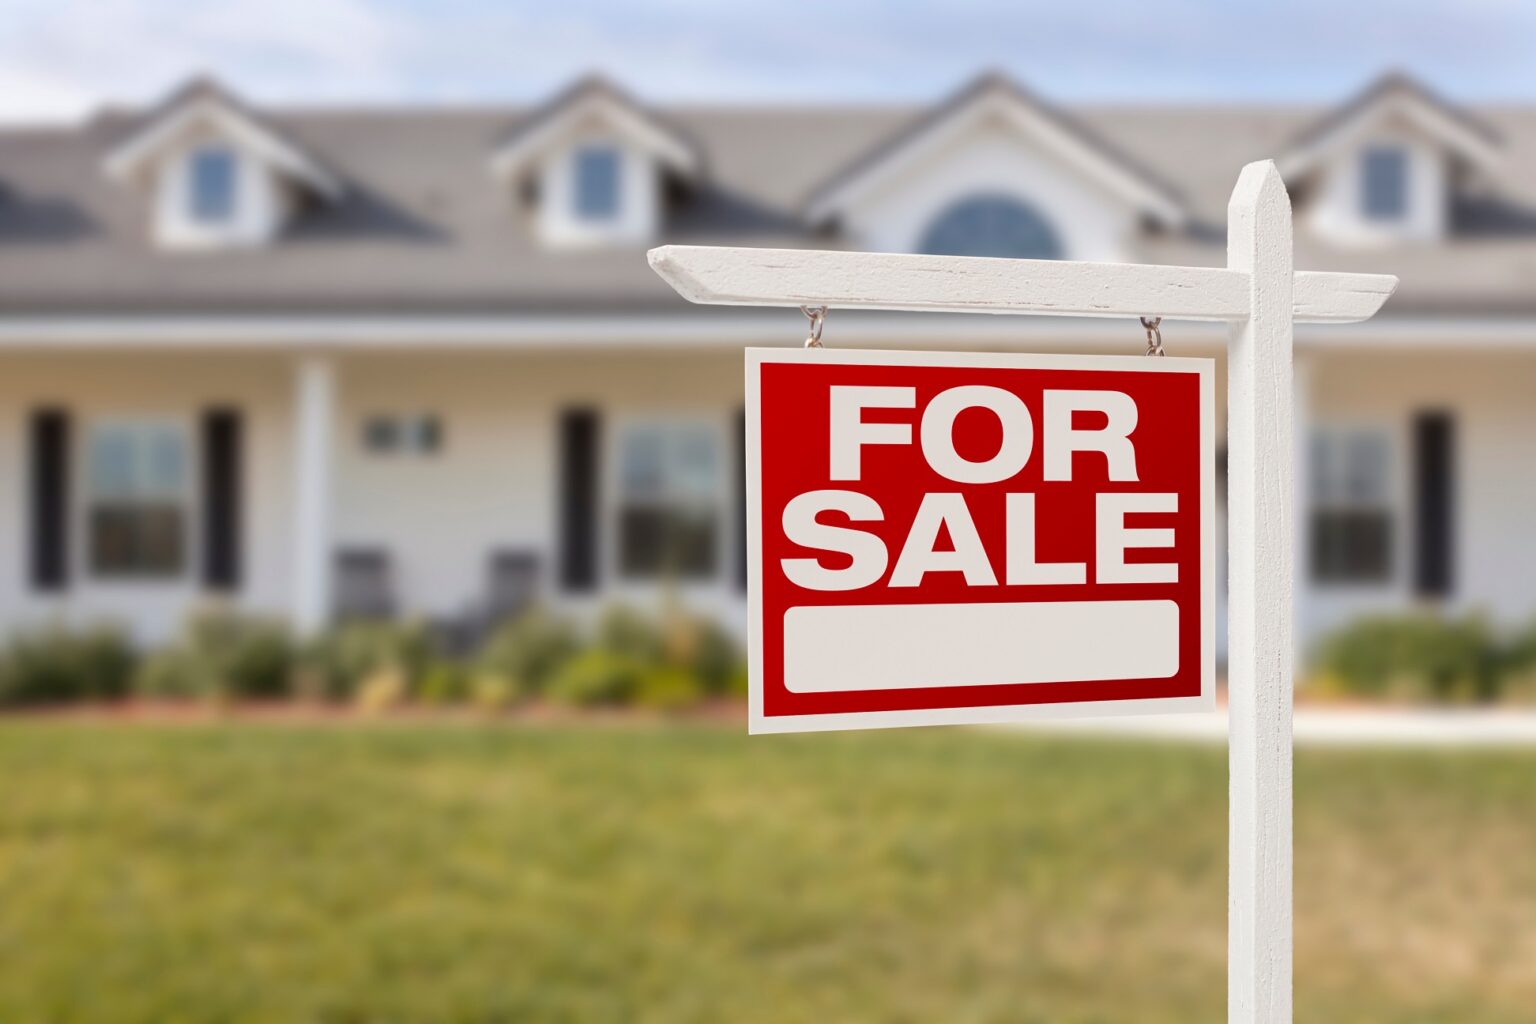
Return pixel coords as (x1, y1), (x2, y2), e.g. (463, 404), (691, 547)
(745, 346), (1216, 735)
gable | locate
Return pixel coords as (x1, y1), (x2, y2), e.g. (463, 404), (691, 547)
(1278, 74), (1505, 246)
(831, 116), (1146, 262)
(489, 77), (700, 180)
(1279, 73), (1501, 182)
(806, 74), (1188, 233)
(103, 79), (342, 201)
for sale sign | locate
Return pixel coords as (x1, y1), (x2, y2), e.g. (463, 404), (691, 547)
(745, 348), (1215, 733)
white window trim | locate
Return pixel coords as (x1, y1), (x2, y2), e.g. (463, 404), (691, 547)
(76, 414), (198, 586)
(1308, 419), (1405, 593)
(602, 410), (732, 596)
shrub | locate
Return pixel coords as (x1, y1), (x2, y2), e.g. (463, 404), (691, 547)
(563, 603), (747, 706)
(1312, 613), (1499, 704)
(632, 664), (705, 711)
(1499, 618), (1536, 703)
(417, 662), (469, 706)
(596, 605), (665, 665)
(300, 620), (438, 701)
(354, 666), (410, 713)
(546, 649), (644, 706)
(136, 611), (292, 701)
(133, 651), (195, 700)
(0, 624), (136, 706)
(476, 608), (580, 696)
(469, 670), (520, 712)
(1500, 618), (1536, 675)
(659, 610), (743, 696)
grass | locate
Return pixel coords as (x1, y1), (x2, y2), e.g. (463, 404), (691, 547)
(0, 722), (1533, 1023)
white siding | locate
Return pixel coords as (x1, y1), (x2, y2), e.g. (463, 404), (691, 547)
(1302, 350), (1536, 643)
(332, 350), (744, 627)
(0, 354), (295, 642)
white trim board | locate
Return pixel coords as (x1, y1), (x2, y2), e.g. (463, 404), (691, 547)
(650, 245), (1396, 324)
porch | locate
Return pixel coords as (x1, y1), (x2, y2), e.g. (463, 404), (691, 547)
(0, 339), (1533, 657)
(0, 349), (750, 643)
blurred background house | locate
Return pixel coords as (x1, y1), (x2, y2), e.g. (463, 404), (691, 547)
(0, 68), (1532, 662)
(2, 6), (1536, 1020)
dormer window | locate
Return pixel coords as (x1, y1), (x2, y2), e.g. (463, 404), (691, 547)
(574, 145), (621, 221)
(102, 77), (344, 249)
(189, 146), (238, 224)
(1280, 74), (1503, 246)
(1361, 146), (1408, 221)
(488, 77), (701, 248)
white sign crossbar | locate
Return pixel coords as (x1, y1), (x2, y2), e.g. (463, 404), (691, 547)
(650, 245), (1396, 324)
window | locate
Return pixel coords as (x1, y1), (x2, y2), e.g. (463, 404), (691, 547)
(362, 414), (442, 456)
(1360, 146), (1408, 221)
(919, 194), (1062, 259)
(573, 145), (621, 220)
(188, 146), (238, 224)
(617, 423), (719, 580)
(1310, 427), (1394, 584)
(87, 422), (188, 578)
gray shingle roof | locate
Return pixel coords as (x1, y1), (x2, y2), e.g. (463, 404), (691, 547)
(1, 74), (1534, 317)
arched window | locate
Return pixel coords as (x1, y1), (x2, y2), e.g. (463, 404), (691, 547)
(918, 194), (1062, 260)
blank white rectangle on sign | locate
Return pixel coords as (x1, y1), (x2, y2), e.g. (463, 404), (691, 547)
(783, 600), (1179, 693)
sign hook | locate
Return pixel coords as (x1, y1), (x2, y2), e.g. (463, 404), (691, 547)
(801, 305), (828, 348)
(1140, 316), (1165, 357)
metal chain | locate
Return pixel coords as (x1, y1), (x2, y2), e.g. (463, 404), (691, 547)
(1140, 316), (1165, 357)
(801, 305), (827, 348)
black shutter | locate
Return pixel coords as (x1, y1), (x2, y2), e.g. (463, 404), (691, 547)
(1412, 411), (1455, 598)
(28, 408), (69, 591)
(202, 408), (243, 591)
(558, 408), (600, 591)
(734, 406), (748, 592)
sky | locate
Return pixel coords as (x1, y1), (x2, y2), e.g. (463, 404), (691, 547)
(2, 0), (1533, 122)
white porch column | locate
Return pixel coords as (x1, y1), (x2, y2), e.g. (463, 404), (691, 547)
(292, 356), (335, 634)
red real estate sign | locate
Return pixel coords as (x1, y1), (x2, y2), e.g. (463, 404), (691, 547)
(745, 348), (1215, 733)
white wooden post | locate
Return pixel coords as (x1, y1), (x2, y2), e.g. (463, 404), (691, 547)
(1225, 161), (1294, 1024)
(647, 159), (1395, 1024)
(1292, 355), (1314, 676)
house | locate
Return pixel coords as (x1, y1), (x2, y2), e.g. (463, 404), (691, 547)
(0, 70), (1533, 658)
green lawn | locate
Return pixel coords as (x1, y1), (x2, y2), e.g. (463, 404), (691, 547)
(0, 722), (1533, 1023)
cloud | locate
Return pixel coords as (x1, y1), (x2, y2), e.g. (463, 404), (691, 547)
(0, 0), (407, 121)
(1, 0), (1532, 123)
